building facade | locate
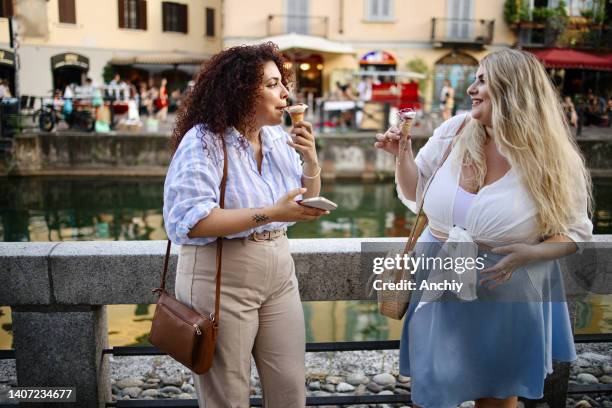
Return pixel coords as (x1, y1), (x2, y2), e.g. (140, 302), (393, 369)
(0, 0), (607, 108)
(223, 0), (517, 111)
(0, 0), (222, 96)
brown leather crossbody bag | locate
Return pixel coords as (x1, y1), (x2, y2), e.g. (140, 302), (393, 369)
(149, 138), (228, 374)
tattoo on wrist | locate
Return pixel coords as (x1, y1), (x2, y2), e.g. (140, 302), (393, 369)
(252, 213), (270, 224)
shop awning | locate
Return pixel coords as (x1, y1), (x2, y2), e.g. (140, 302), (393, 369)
(254, 33), (355, 54)
(110, 52), (208, 66)
(529, 48), (612, 71)
(360, 51), (397, 65)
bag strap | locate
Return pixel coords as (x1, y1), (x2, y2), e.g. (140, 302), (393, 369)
(403, 117), (468, 253)
(156, 137), (229, 324)
(213, 137), (229, 323)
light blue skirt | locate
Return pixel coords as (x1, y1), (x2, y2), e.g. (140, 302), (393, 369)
(399, 228), (576, 408)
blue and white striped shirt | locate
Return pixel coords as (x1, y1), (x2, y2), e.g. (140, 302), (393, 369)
(163, 124), (303, 245)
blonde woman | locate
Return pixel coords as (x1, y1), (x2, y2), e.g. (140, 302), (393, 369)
(375, 49), (592, 407)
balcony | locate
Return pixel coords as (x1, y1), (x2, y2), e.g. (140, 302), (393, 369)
(430, 18), (495, 49)
(267, 14), (329, 38)
(513, 18), (611, 51)
(515, 22), (562, 48)
(560, 24), (612, 52)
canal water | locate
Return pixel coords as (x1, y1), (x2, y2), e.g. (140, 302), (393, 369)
(1, 177), (611, 348)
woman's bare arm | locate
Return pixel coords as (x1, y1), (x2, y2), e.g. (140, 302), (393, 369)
(301, 161), (321, 199)
(396, 145), (419, 202)
(375, 126), (419, 201)
(187, 188), (327, 238)
(531, 234), (578, 261)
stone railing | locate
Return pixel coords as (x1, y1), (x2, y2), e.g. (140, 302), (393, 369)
(1, 238), (611, 407)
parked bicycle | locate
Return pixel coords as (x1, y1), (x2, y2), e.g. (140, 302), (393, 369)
(34, 96), (95, 132)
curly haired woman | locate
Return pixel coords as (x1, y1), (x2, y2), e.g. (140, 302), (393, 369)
(376, 49), (592, 407)
(163, 43), (327, 407)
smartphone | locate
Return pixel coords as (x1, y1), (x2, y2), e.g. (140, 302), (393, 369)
(299, 196), (338, 211)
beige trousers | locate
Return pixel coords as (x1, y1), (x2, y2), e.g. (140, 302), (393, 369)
(175, 236), (306, 408)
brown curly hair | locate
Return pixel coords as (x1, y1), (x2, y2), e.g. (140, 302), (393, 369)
(171, 42), (293, 152)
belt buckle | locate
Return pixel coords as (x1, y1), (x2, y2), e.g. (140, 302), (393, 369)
(250, 229), (285, 242)
(251, 231), (267, 242)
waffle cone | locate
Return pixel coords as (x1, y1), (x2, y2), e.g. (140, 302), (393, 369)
(400, 119), (413, 138)
(289, 112), (305, 124)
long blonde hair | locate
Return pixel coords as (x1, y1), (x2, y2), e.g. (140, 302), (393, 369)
(453, 49), (592, 238)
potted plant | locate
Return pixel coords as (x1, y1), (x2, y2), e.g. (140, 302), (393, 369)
(503, 0), (520, 25)
(504, 0), (532, 27)
(549, 0), (569, 32)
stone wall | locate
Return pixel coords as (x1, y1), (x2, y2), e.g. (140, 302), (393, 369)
(9, 132), (173, 177)
(5, 131), (611, 178)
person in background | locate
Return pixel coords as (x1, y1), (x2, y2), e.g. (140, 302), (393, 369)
(0, 79), (12, 98)
(109, 73), (121, 87)
(331, 81), (356, 129)
(146, 79), (158, 117)
(52, 89), (64, 111)
(584, 92), (603, 126)
(562, 95), (578, 127)
(108, 73), (121, 100)
(170, 88), (182, 113)
(80, 77), (95, 99)
(606, 96), (612, 127)
(92, 82), (104, 122)
(440, 79), (454, 120)
(63, 84), (74, 117)
(356, 77), (376, 127)
(138, 82), (150, 117)
(155, 78), (169, 122)
(357, 77), (373, 102)
(109, 73), (130, 101)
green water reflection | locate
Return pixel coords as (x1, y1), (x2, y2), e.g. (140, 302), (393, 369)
(0, 177), (611, 348)
(2, 177), (611, 241)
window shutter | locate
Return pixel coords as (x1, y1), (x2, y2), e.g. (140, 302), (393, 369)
(118, 0), (126, 28)
(6, 0), (13, 17)
(162, 2), (168, 31)
(382, 0), (390, 18)
(368, 0), (377, 19)
(205, 7), (215, 37)
(180, 3), (188, 33)
(59, 0), (76, 24)
(138, 0), (147, 30)
(0, 0), (14, 18)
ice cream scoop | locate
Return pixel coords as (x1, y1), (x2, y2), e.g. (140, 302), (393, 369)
(286, 103), (308, 124)
(398, 108), (416, 138)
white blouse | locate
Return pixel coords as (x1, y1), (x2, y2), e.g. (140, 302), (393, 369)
(396, 113), (593, 250)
